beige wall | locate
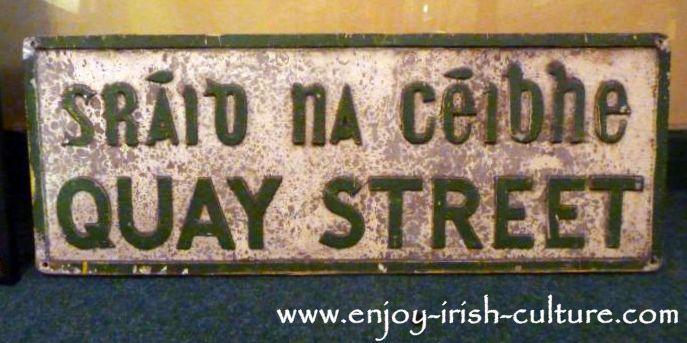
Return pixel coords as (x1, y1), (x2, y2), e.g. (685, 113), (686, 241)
(1, 0), (684, 130)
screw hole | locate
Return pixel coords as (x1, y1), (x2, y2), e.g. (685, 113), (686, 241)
(41, 262), (48, 268)
(655, 37), (669, 50)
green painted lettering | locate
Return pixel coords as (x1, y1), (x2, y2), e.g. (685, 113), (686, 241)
(319, 177), (365, 249)
(118, 176), (173, 250)
(432, 178), (482, 249)
(177, 178), (235, 250)
(291, 83), (326, 145)
(401, 81), (435, 144)
(57, 177), (113, 249)
(228, 177), (283, 250)
(369, 177), (422, 249)
(548, 61), (586, 144)
(595, 80), (631, 143)
(546, 176), (585, 249)
(61, 84), (95, 146)
(204, 79), (247, 146)
(330, 85), (362, 145)
(102, 82), (139, 147)
(494, 176), (534, 249)
(506, 64), (543, 143)
(589, 176), (643, 248)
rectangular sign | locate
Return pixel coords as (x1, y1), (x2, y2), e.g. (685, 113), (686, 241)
(25, 34), (669, 275)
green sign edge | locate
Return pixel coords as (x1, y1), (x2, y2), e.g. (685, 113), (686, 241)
(24, 33), (670, 275)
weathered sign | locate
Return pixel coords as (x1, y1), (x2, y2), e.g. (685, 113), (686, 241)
(25, 34), (669, 275)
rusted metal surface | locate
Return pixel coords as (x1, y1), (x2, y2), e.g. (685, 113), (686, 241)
(26, 35), (668, 275)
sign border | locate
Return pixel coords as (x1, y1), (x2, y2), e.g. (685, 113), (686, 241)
(24, 33), (670, 275)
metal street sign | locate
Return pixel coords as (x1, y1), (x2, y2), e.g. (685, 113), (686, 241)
(25, 34), (669, 275)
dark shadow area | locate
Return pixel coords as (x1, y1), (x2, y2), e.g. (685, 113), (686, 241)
(2, 131), (33, 275)
(668, 130), (687, 189)
(0, 128), (17, 284)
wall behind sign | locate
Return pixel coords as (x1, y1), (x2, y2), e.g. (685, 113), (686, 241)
(0, 0), (684, 130)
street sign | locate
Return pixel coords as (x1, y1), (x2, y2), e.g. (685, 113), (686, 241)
(25, 34), (669, 275)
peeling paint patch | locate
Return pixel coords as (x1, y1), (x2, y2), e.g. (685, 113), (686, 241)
(26, 35), (667, 275)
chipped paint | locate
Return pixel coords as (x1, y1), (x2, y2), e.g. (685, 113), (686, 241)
(25, 34), (668, 275)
